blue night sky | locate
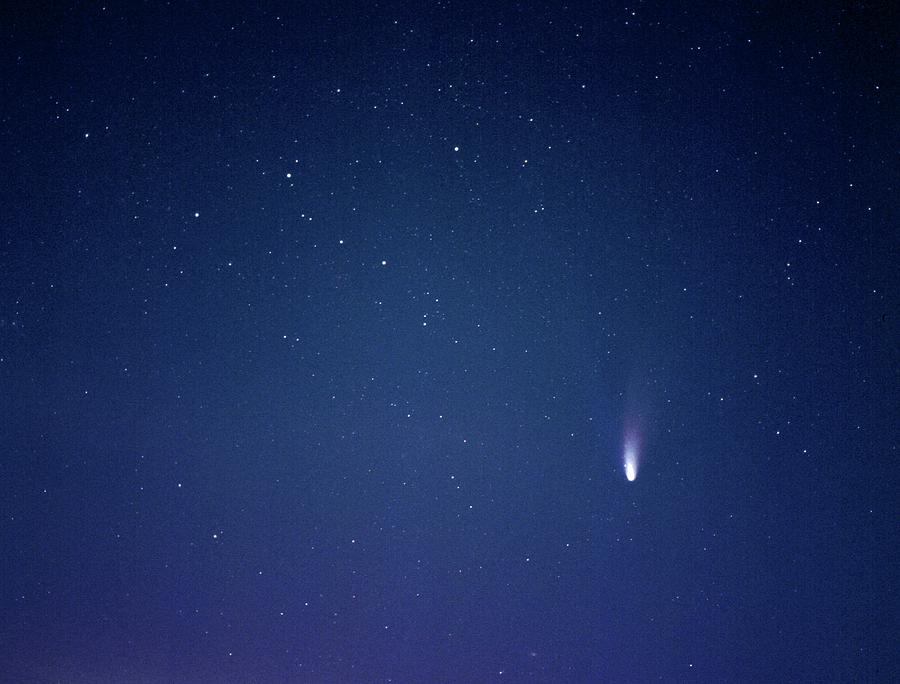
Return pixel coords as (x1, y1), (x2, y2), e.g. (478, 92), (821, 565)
(1, 2), (897, 682)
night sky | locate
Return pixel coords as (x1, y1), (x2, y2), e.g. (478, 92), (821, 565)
(2, 2), (897, 682)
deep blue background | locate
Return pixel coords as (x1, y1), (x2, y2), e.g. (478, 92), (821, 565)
(1, 1), (897, 681)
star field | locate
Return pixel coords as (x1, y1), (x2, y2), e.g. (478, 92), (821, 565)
(1, 2), (897, 681)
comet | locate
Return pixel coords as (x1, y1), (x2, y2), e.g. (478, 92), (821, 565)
(623, 431), (640, 482)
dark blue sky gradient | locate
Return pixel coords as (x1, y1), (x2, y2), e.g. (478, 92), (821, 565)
(1, 1), (897, 681)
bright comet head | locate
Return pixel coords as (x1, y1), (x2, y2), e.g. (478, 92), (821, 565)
(625, 457), (637, 482)
(623, 433), (640, 482)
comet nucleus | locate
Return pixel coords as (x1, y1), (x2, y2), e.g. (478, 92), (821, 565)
(623, 432), (640, 482)
(624, 455), (637, 481)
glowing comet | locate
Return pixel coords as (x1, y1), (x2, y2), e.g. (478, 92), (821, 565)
(624, 454), (637, 481)
(623, 430), (640, 482)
